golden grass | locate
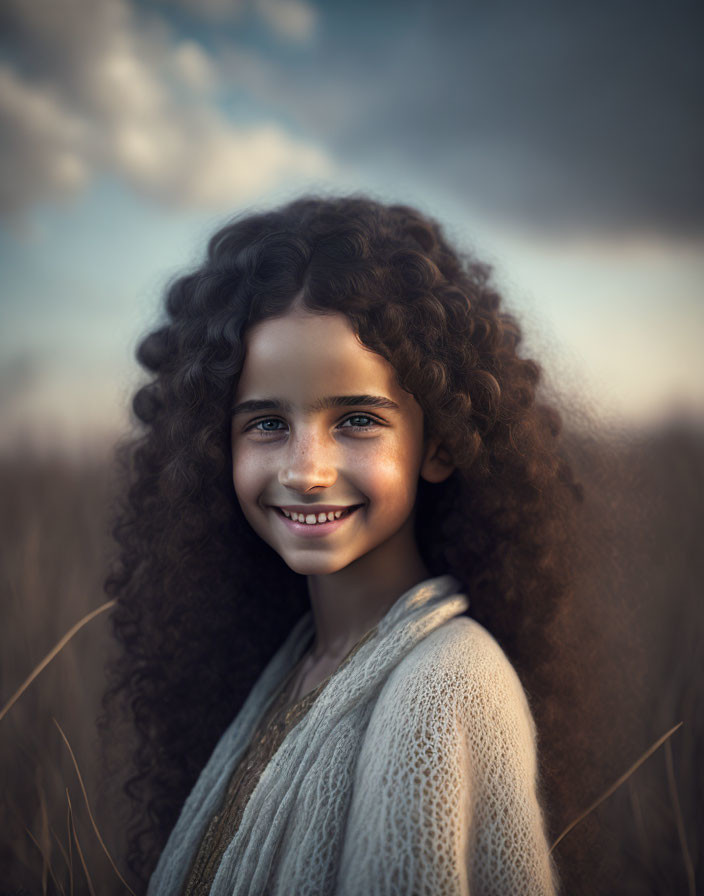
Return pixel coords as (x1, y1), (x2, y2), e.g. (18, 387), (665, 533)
(67, 788), (95, 896)
(0, 587), (134, 889)
(53, 718), (136, 895)
(0, 601), (116, 724)
(0, 452), (131, 893)
(665, 737), (696, 896)
(24, 824), (62, 895)
(550, 722), (683, 853)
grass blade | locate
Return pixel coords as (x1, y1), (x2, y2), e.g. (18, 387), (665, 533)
(24, 825), (65, 896)
(0, 599), (116, 723)
(67, 789), (96, 896)
(665, 737), (696, 895)
(50, 823), (71, 879)
(66, 792), (74, 896)
(550, 721), (684, 854)
(54, 718), (136, 895)
(37, 773), (50, 896)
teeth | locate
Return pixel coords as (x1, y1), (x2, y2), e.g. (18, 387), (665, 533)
(280, 507), (355, 524)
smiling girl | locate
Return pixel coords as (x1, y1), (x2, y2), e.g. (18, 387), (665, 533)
(104, 196), (582, 894)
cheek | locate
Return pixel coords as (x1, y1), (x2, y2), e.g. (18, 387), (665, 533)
(363, 445), (419, 508)
(231, 444), (263, 503)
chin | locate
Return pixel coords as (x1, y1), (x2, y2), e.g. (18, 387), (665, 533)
(281, 553), (354, 577)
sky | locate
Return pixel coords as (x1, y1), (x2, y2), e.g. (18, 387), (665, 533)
(1, 0), (702, 454)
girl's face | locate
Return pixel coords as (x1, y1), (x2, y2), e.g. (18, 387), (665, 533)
(230, 307), (444, 577)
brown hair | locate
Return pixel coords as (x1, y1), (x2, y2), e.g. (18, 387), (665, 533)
(102, 195), (583, 888)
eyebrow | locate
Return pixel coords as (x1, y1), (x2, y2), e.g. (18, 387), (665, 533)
(231, 394), (401, 416)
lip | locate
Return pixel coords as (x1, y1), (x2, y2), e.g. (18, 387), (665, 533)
(271, 504), (363, 537)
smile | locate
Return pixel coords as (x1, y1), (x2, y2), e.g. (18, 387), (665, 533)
(281, 507), (359, 523)
(272, 504), (363, 536)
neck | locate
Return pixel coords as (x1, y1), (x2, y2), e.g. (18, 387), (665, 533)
(305, 521), (431, 663)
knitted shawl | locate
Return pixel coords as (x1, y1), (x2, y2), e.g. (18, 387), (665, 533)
(148, 574), (559, 895)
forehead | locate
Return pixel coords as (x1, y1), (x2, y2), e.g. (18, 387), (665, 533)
(234, 311), (408, 405)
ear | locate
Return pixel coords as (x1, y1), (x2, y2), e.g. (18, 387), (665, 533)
(419, 436), (455, 484)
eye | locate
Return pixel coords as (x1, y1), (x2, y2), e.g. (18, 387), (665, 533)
(339, 414), (380, 430)
(244, 413), (383, 435)
(248, 418), (286, 433)
(245, 417), (284, 434)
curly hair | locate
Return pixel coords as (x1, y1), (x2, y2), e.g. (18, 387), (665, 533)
(102, 195), (584, 889)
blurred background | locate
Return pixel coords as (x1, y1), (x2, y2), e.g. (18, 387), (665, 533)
(0, 0), (702, 893)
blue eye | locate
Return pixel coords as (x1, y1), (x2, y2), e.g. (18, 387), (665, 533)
(341, 414), (378, 429)
(255, 419), (285, 431)
(247, 414), (381, 434)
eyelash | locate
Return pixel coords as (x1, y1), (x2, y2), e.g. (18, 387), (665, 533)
(245, 414), (382, 436)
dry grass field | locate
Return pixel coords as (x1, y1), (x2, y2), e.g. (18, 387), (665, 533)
(0, 451), (129, 895)
(0, 423), (701, 895)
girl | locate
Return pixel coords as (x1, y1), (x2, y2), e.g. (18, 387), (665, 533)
(104, 196), (582, 894)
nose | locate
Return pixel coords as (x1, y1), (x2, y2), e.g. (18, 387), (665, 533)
(278, 428), (338, 493)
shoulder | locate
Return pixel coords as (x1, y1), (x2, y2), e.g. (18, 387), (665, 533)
(407, 615), (513, 670)
(372, 617), (538, 761)
(387, 616), (529, 704)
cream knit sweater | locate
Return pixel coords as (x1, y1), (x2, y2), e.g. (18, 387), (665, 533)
(148, 575), (559, 895)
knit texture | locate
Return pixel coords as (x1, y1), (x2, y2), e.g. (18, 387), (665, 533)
(148, 575), (559, 895)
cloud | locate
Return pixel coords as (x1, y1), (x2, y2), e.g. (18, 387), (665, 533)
(170, 40), (218, 93)
(3, 0), (700, 237)
(255, 0), (317, 42)
(0, 66), (90, 213)
(220, 0), (704, 238)
(155, 0), (317, 42)
(158, 0), (248, 22)
(0, 0), (331, 218)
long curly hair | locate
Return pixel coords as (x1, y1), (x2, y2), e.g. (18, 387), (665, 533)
(102, 195), (585, 889)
